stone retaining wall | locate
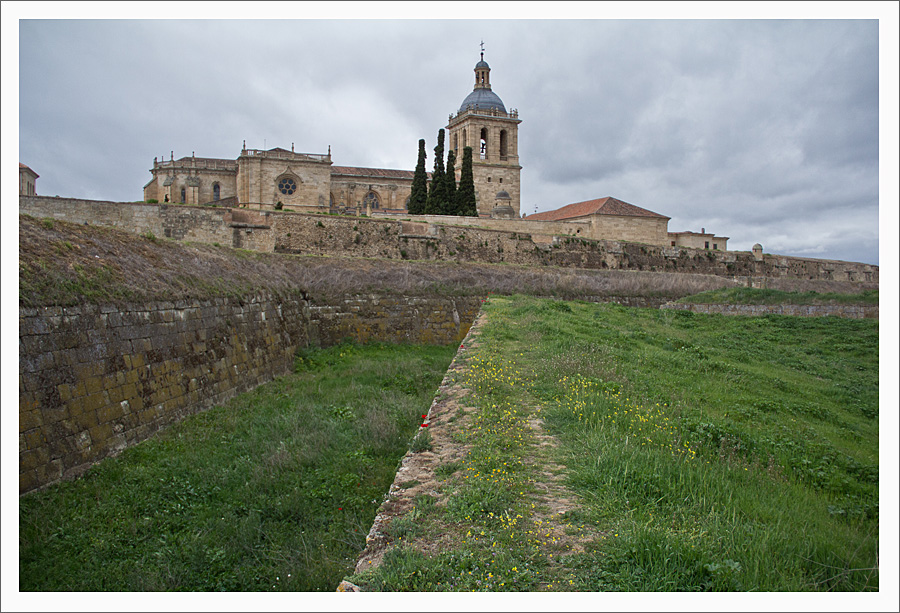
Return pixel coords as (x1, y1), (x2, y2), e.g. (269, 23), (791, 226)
(660, 302), (878, 319)
(19, 292), (482, 494)
(20, 196), (879, 285)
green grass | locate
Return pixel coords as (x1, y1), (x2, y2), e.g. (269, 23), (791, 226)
(19, 342), (456, 591)
(677, 286), (878, 305)
(348, 295), (878, 591)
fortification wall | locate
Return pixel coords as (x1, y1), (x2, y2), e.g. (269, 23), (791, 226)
(20, 196), (878, 285)
(660, 302), (878, 319)
(19, 292), (481, 494)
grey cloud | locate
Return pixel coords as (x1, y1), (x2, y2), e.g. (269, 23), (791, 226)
(15, 18), (881, 265)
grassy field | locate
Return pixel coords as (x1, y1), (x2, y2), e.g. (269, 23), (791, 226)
(348, 295), (879, 592)
(19, 342), (456, 591)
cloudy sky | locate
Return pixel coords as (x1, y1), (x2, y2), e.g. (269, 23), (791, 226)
(6, 5), (896, 267)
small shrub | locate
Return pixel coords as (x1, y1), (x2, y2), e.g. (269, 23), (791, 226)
(409, 428), (432, 453)
(316, 221), (325, 228)
(146, 198), (158, 204)
(275, 201), (283, 210)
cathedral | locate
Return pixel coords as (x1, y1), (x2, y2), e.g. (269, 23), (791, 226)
(143, 53), (522, 218)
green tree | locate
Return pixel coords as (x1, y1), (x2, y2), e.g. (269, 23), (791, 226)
(455, 146), (478, 217)
(443, 149), (457, 215)
(408, 139), (428, 214)
(425, 129), (447, 215)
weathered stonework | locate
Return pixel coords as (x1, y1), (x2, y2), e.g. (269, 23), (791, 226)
(19, 292), (482, 494)
(660, 302), (879, 319)
(19, 196), (879, 286)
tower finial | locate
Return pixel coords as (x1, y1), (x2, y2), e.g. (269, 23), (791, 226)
(480, 40), (484, 61)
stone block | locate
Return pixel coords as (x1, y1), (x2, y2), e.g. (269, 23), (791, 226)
(20, 447), (50, 472)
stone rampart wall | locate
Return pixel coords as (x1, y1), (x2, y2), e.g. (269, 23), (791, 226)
(20, 196), (878, 285)
(19, 292), (482, 494)
(660, 302), (878, 319)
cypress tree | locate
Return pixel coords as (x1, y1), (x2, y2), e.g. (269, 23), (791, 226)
(443, 149), (457, 215)
(408, 139), (428, 214)
(425, 129), (446, 215)
(455, 146), (478, 217)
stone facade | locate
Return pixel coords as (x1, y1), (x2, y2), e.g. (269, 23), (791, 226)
(19, 291), (482, 494)
(669, 230), (729, 251)
(20, 163), (39, 196)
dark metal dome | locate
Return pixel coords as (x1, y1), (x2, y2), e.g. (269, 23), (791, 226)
(496, 190), (511, 199)
(459, 88), (506, 114)
(475, 59), (490, 69)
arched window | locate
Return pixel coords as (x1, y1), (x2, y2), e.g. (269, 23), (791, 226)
(499, 130), (508, 159)
(213, 183), (220, 201)
(462, 128), (467, 148)
(452, 132), (458, 152)
(480, 127), (488, 160)
(363, 191), (380, 210)
(180, 187), (186, 203)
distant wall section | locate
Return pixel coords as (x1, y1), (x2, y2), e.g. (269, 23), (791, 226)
(20, 196), (878, 285)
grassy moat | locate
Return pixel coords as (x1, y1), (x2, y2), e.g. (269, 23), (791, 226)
(19, 295), (878, 593)
(19, 342), (456, 591)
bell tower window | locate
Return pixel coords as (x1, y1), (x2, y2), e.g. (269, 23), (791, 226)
(480, 128), (488, 160)
(213, 183), (220, 201)
(500, 130), (508, 160)
(180, 187), (185, 203)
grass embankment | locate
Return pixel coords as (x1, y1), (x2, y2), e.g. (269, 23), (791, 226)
(19, 342), (456, 591)
(20, 215), (873, 309)
(677, 287), (878, 306)
(348, 295), (879, 591)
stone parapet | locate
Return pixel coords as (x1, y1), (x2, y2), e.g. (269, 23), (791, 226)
(20, 196), (878, 286)
(660, 302), (879, 319)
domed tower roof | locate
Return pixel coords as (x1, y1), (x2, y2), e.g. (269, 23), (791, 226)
(459, 88), (506, 114)
(459, 48), (506, 114)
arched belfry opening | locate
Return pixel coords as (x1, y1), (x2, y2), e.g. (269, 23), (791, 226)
(480, 127), (488, 160)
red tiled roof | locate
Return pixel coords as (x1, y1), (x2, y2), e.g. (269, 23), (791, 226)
(331, 166), (417, 180)
(20, 163), (38, 176)
(526, 197), (669, 221)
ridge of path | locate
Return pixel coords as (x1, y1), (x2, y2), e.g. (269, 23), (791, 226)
(350, 309), (599, 588)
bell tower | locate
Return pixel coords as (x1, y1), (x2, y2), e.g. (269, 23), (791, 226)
(447, 43), (522, 217)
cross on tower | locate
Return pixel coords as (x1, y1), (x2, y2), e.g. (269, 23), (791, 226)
(480, 40), (485, 60)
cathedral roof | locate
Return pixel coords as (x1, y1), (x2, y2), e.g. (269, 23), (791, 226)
(527, 197), (670, 221)
(459, 88), (506, 114)
(331, 166), (419, 180)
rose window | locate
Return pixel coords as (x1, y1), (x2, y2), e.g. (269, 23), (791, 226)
(278, 178), (297, 195)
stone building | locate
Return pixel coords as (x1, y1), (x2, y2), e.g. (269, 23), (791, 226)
(668, 229), (729, 251)
(19, 163), (38, 196)
(526, 196), (671, 246)
(143, 53), (521, 216)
